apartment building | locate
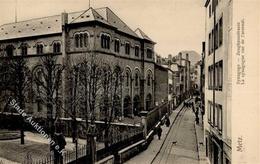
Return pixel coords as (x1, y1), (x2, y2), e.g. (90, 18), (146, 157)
(204, 0), (232, 163)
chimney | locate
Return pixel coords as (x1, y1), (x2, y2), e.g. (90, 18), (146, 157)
(179, 52), (182, 59)
(186, 53), (189, 60)
(168, 54), (172, 60)
(61, 12), (68, 26)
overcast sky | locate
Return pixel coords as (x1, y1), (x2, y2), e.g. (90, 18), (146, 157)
(0, 0), (205, 57)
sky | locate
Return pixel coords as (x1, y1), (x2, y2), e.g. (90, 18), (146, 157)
(0, 0), (205, 57)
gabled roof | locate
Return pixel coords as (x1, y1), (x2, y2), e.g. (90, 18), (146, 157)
(0, 7), (144, 41)
(95, 7), (139, 38)
(0, 15), (62, 40)
(69, 7), (109, 25)
(134, 28), (154, 43)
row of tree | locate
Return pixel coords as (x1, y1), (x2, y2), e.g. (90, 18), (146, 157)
(0, 53), (124, 163)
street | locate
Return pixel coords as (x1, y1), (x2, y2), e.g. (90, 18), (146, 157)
(152, 106), (199, 164)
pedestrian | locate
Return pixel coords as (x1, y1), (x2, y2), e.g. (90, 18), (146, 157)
(53, 128), (66, 164)
(157, 125), (162, 140)
(195, 107), (199, 124)
(165, 117), (170, 127)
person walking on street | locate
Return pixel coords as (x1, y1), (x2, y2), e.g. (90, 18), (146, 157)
(195, 107), (199, 124)
(157, 125), (162, 140)
(165, 117), (170, 127)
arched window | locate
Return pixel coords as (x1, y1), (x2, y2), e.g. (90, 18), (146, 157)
(147, 74), (151, 86)
(135, 72), (139, 86)
(83, 33), (88, 47)
(53, 42), (61, 53)
(75, 32), (89, 48)
(114, 39), (120, 53)
(101, 34), (110, 49)
(147, 71), (153, 86)
(5, 45), (14, 57)
(126, 72), (130, 86)
(36, 44), (43, 54)
(21, 43), (28, 56)
(125, 42), (130, 55)
(79, 33), (83, 47)
(75, 34), (79, 48)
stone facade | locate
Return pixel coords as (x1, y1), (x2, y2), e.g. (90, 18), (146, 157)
(0, 7), (156, 120)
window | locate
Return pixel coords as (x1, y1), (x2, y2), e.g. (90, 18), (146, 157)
(212, 0), (218, 12)
(5, 45), (14, 57)
(208, 66), (212, 89)
(75, 34), (79, 48)
(219, 17), (223, 46)
(21, 44), (28, 56)
(79, 33), (83, 47)
(211, 30), (214, 53)
(209, 5), (211, 18)
(147, 48), (153, 59)
(135, 72), (139, 86)
(125, 42), (130, 55)
(114, 39), (120, 53)
(53, 42), (61, 53)
(207, 101), (210, 122)
(209, 101), (213, 124)
(135, 46), (139, 57)
(101, 34), (110, 49)
(219, 60), (223, 90)
(214, 105), (218, 127)
(83, 33), (88, 47)
(147, 73), (152, 86)
(208, 33), (211, 55)
(75, 32), (89, 48)
(208, 101), (211, 122)
(36, 44), (43, 54)
(215, 23), (219, 49)
(218, 105), (223, 131)
(126, 72), (130, 86)
(215, 63), (219, 90)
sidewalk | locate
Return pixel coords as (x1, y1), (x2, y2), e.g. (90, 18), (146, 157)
(126, 101), (186, 164)
(194, 106), (210, 164)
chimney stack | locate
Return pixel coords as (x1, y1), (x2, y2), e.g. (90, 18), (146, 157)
(61, 12), (68, 26)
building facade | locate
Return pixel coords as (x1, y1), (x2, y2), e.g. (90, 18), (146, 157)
(190, 60), (202, 94)
(0, 7), (156, 120)
(204, 0), (232, 164)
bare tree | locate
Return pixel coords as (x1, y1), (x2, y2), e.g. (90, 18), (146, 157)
(10, 57), (31, 145)
(32, 55), (64, 148)
(64, 54), (104, 163)
(0, 56), (31, 144)
(100, 63), (123, 148)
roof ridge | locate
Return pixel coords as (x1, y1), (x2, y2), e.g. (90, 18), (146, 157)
(104, 7), (138, 36)
(0, 14), (60, 27)
(70, 8), (91, 24)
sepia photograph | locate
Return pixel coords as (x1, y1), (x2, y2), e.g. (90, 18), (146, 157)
(0, 0), (259, 164)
